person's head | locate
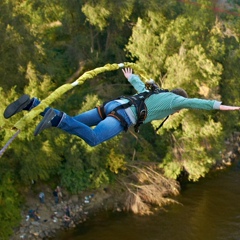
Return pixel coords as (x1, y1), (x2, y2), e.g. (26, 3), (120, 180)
(171, 88), (188, 98)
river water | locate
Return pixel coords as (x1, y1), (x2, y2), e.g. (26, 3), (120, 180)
(56, 161), (240, 240)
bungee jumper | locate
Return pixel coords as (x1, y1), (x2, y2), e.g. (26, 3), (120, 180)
(0, 63), (144, 157)
(3, 67), (240, 147)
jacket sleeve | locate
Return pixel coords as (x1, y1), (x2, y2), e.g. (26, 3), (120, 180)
(128, 74), (148, 93)
(171, 95), (222, 110)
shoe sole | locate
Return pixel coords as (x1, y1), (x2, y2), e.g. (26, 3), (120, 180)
(4, 94), (31, 119)
(34, 109), (56, 136)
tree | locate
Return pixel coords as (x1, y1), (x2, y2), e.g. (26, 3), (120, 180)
(0, 173), (21, 240)
(125, 0), (236, 181)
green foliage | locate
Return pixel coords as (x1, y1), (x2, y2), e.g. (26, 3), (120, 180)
(78, 94), (102, 113)
(164, 44), (223, 95)
(58, 139), (91, 193)
(82, 0), (135, 31)
(126, 11), (170, 78)
(160, 150), (183, 180)
(219, 43), (240, 132)
(0, 173), (21, 240)
(82, 2), (111, 31)
(106, 149), (126, 174)
(159, 112), (223, 181)
(16, 138), (62, 183)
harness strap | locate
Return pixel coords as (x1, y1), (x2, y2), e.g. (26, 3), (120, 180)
(96, 88), (169, 133)
(96, 104), (129, 131)
(122, 93), (151, 132)
(108, 111), (129, 131)
(133, 103), (147, 133)
(97, 105), (106, 119)
(155, 116), (169, 132)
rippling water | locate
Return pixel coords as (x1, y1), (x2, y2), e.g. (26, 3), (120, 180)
(56, 161), (240, 240)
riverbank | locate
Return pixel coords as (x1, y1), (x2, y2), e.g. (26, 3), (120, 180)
(11, 186), (119, 239)
(11, 132), (240, 240)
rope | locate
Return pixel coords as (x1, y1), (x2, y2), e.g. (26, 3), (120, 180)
(0, 129), (21, 158)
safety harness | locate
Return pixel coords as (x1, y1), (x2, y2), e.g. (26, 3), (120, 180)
(97, 88), (169, 133)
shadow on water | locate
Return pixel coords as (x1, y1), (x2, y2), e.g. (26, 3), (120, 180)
(56, 160), (240, 240)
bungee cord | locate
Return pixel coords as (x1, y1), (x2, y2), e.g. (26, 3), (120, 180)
(0, 130), (21, 157)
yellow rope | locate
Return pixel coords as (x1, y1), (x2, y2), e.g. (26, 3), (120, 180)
(14, 62), (149, 130)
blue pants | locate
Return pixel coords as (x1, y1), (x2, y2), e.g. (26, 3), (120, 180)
(31, 98), (133, 146)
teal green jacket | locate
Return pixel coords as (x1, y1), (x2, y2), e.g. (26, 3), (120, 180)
(119, 74), (221, 124)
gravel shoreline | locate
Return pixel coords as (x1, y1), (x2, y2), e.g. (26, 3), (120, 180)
(11, 188), (115, 240)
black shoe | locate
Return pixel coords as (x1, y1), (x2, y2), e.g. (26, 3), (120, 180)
(34, 109), (56, 136)
(4, 94), (31, 119)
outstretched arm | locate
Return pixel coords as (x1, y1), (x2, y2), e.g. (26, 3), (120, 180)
(219, 105), (240, 111)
